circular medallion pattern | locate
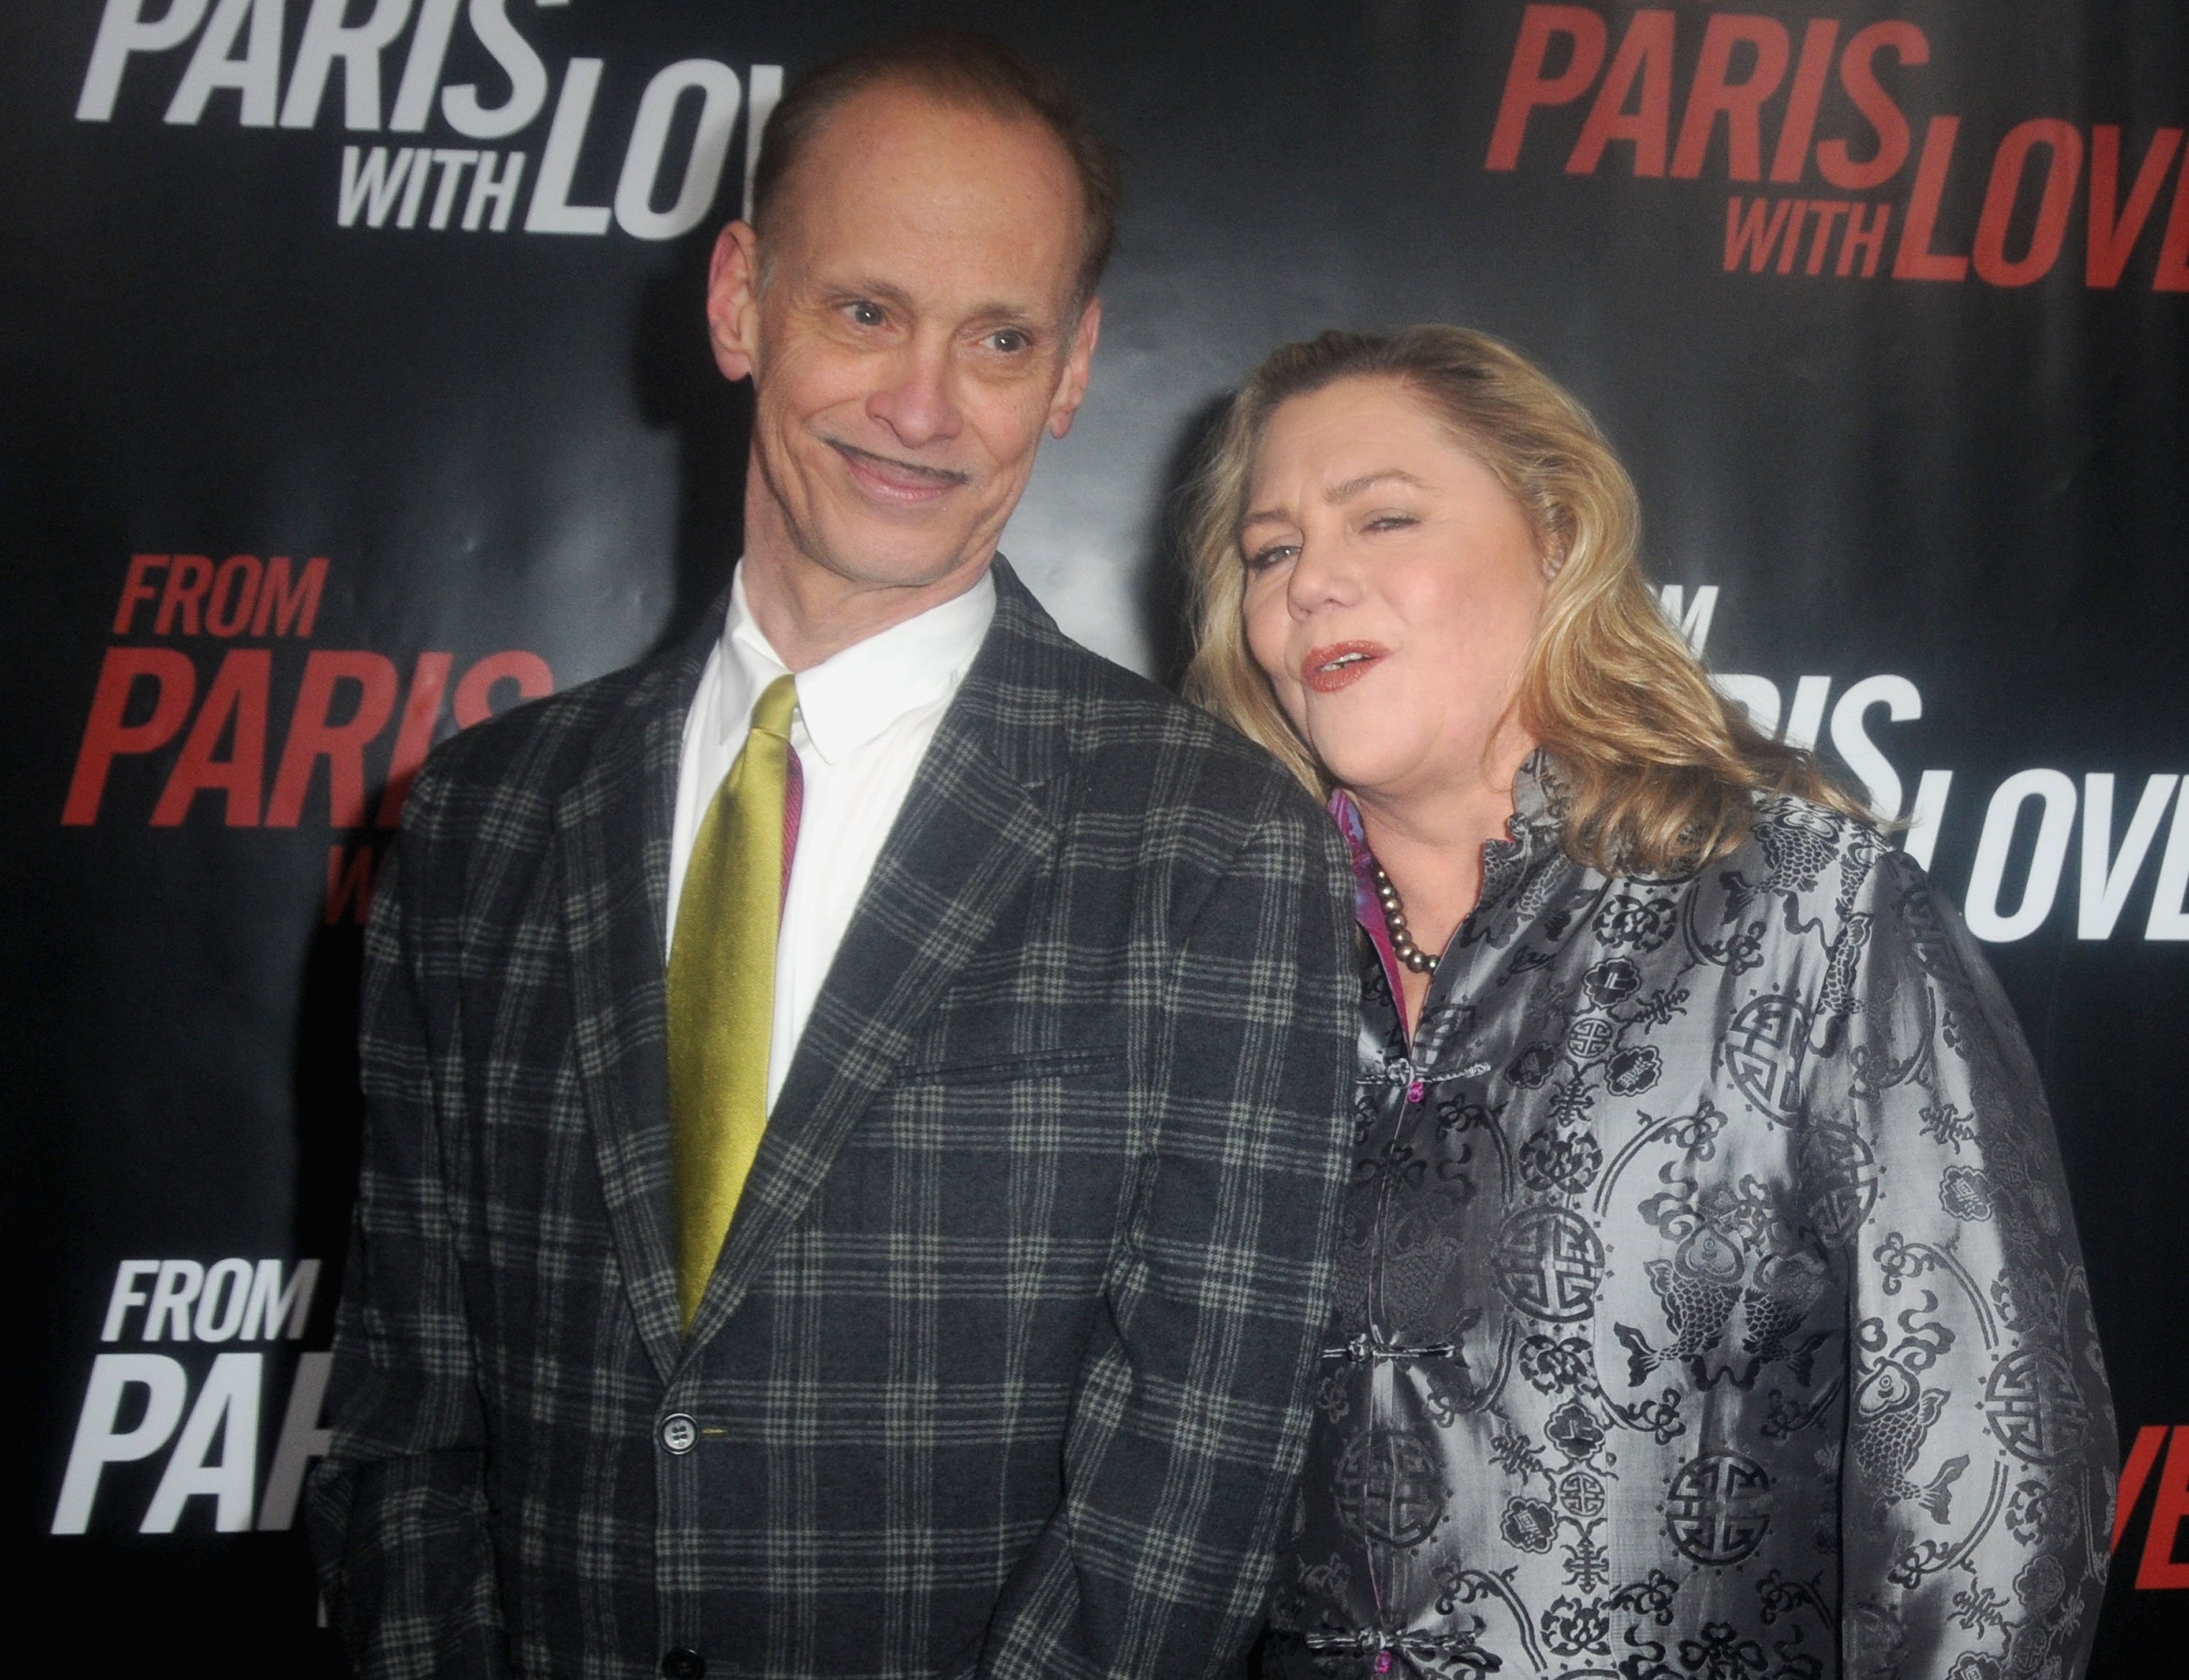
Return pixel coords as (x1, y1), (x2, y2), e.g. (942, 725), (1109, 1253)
(1665, 1450), (1772, 1565)
(1494, 1205), (1606, 1323)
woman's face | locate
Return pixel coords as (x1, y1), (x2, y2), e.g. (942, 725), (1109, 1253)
(1240, 376), (1548, 805)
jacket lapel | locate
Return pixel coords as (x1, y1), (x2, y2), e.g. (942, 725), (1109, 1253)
(557, 612), (719, 1385)
(682, 562), (1070, 1352)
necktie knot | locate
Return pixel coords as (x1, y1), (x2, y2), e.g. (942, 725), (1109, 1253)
(749, 673), (798, 743)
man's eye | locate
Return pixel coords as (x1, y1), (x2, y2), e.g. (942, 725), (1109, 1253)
(846, 301), (885, 327)
(988, 328), (1031, 353)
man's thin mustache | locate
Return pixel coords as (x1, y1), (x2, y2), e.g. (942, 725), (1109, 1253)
(827, 439), (973, 486)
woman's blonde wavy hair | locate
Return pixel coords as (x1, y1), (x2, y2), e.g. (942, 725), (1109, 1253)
(1181, 326), (1865, 875)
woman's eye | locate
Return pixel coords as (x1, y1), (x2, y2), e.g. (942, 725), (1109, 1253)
(1246, 544), (1298, 573)
(1365, 513), (1418, 533)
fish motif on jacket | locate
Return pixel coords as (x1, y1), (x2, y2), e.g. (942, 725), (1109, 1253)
(1734, 1251), (1834, 1387)
(1616, 1226), (1745, 1385)
(1852, 1358), (1968, 1520)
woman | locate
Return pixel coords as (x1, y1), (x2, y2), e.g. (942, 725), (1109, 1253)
(1183, 328), (2116, 1680)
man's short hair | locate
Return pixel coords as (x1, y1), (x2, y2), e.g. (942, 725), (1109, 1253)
(749, 29), (1120, 308)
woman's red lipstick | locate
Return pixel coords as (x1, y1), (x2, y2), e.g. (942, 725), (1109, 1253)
(1302, 641), (1386, 694)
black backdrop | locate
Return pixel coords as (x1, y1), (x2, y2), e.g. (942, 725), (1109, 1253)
(4, 1), (2184, 1671)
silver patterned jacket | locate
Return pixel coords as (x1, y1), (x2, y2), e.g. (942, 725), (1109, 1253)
(1260, 759), (2116, 1680)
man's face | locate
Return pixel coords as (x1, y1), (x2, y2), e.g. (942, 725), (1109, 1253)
(708, 85), (1100, 605)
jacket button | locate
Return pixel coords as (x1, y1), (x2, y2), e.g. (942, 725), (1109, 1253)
(659, 1413), (697, 1454)
(661, 1649), (705, 1679)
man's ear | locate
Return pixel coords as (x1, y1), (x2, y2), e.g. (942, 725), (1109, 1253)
(1046, 295), (1103, 440)
(706, 220), (764, 382)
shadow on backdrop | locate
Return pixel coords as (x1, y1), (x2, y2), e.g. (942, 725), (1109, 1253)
(1141, 393), (1231, 694)
(635, 233), (756, 659)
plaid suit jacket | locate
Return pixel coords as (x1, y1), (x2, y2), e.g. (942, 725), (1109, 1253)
(308, 562), (1359, 1680)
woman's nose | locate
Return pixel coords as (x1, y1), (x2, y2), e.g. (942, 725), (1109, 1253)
(1286, 531), (1359, 616)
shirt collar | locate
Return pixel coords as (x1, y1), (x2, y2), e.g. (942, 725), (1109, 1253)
(717, 563), (997, 765)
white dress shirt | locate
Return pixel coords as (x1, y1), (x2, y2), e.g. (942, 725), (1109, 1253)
(667, 563), (997, 1109)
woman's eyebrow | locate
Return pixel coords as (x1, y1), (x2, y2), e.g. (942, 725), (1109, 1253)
(1325, 468), (1427, 502)
(1243, 468), (1427, 530)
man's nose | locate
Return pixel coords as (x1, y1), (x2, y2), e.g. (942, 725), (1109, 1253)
(866, 336), (962, 451)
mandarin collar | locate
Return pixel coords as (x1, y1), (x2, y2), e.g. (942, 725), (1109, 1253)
(1329, 751), (1567, 941)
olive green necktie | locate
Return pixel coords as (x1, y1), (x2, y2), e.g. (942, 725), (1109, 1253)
(668, 673), (798, 1332)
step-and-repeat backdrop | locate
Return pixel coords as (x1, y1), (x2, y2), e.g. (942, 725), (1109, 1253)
(4, 1), (2183, 1671)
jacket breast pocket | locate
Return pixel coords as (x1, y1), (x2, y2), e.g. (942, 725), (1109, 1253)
(892, 1042), (1129, 1088)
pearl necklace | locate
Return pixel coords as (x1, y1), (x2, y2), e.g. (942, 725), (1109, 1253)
(1370, 860), (1440, 974)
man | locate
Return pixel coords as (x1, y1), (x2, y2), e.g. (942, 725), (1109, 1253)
(309, 33), (1357, 1680)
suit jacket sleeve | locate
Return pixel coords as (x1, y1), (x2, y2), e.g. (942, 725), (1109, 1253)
(1811, 851), (2115, 1680)
(306, 756), (508, 1679)
(970, 788), (1358, 1680)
